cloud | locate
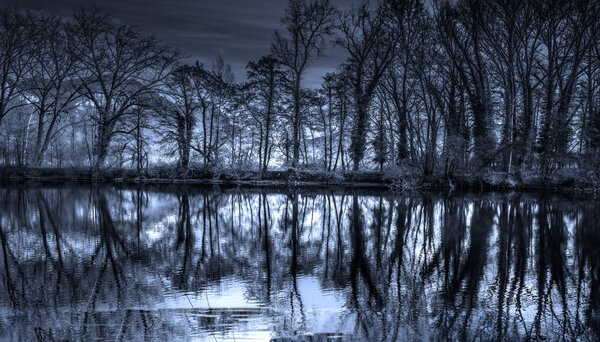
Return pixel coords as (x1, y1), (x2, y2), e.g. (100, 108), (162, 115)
(3, 0), (359, 87)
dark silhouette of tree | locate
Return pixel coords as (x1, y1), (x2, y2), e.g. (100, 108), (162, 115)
(271, 0), (337, 168)
(22, 13), (81, 166)
(244, 56), (283, 174)
(535, 0), (600, 178)
(68, 8), (177, 170)
(0, 1), (599, 183)
(371, 96), (388, 172)
(0, 8), (34, 131)
(436, 0), (496, 169)
(156, 65), (198, 169)
(337, 3), (396, 170)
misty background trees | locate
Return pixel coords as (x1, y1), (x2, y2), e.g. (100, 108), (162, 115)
(1, 0), (600, 183)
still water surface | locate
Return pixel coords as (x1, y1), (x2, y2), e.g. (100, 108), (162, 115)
(0, 185), (598, 341)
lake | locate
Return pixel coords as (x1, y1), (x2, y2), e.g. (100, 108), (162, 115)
(0, 185), (598, 341)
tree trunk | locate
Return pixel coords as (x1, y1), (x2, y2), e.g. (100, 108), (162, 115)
(292, 76), (301, 168)
(94, 122), (111, 171)
(351, 100), (369, 171)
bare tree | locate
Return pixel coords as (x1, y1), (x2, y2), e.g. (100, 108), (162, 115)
(437, 0), (496, 169)
(478, 0), (521, 173)
(271, 0), (337, 168)
(535, 0), (600, 178)
(331, 70), (351, 171)
(513, 0), (542, 173)
(245, 56), (283, 174)
(383, 0), (429, 165)
(154, 65), (197, 169)
(128, 105), (151, 174)
(0, 8), (34, 131)
(69, 8), (177, 170)
(337, 3), (396, 170)
(320, 73), (337, 171)
(187, 62), (214, 167)
(371, 95), (388, 172)
(210, 57), (235, 166)
(22, 13), (82, 166)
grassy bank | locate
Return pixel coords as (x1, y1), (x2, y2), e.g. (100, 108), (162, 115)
(0, 166), (596, 192)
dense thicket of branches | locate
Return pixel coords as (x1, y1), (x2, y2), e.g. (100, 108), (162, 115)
(1, 0), (600, 182)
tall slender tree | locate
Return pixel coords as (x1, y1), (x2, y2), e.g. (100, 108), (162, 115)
(337, 3), (396, 170)
(23, 13), (81, 166)
(155, 65), (198, 169)
(245, 56), (283, 174)
(271, 0), (336, 168)
(437, 0), (496, 169)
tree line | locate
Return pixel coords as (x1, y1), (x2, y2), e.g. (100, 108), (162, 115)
(1, 0), (600, 182)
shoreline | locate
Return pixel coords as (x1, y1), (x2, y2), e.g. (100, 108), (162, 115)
(0, 166), (596, 194)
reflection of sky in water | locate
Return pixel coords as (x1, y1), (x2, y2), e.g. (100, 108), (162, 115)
(148, 275), (353, 341)
(0, 187), (598, 341)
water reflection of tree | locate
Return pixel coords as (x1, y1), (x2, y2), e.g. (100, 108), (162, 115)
(0, 187), (598, 340)
(577, 203), (600, 337)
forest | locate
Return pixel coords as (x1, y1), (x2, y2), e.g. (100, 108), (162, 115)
(1, 0), (600, 188)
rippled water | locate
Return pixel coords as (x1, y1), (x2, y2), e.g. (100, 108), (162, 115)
(0, 185), (598, 341)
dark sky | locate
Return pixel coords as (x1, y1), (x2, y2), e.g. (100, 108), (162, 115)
(2, 0), (360, 87)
